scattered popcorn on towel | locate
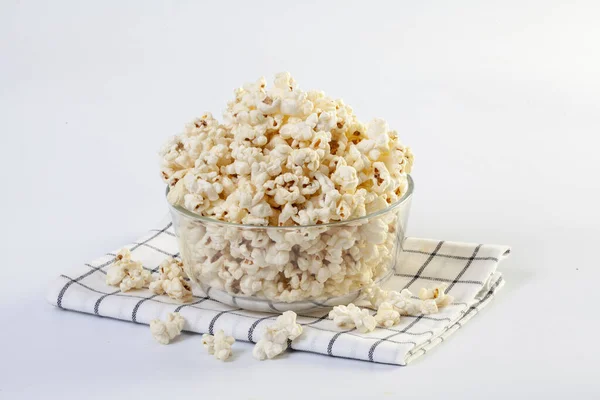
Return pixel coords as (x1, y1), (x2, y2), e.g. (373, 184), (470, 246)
(149, 257), (193, 303)
(106, 248), (152, 292)
(253, 311), (303, 360)
(329, 304), (377, 333)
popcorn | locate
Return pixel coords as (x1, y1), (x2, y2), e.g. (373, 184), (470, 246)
(331, 165), (359, 192)
(328, 304), (377, 333)
(150, 313), (185, 345)
(253, 311), (303, 360)
(166, 177), (188, 205)
(202, 330), (235, 361)
(150, 276), (193, 303)
(159, 257), (188, 279)
(374, 302), (401, 327)
(418, 283), (454, 308)
(289, 148), (321, 172)
(252, 339), (287, 360)
(380, 290), (411, 314)
(273, 310), (303, 340)
(159, 113), (225, 185)
(280, 120), (314, 141)
(161, 73), (415, 304)
(106, 248), (152, 292)
(161, 73), (412, 225)
(149, 257), (193, 303)
(120, 268), (152, 292)
(419, 299), (439, 315)
(365, 286), (448, 317)
(366, 118), (389, 139)
(363, 285), (390, 309)
(371, 162), (392, 194)
(106, 248), (134, 285)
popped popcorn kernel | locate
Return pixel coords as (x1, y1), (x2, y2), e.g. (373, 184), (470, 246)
(363, 285), (390, 309)
(150, 313), (185, 345)
(149, 257), (193, 303)
(366, 285), (450, 318)
(106, 248), (152, 292)
(202, 330), (235, 361)
(329, 303), (377, 333)
(375, 302), (401, 327)
(418, 283), (454, 308)
(253, 311), (303, 360)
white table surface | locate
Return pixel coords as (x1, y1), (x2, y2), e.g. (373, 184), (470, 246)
(1, 1), (599, 398)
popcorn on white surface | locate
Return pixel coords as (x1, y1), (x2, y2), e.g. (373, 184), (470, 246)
(418, 283), (454, 308)
(201, 330), (235, 361)
(328, 304), (377, 333)
(164, 277), (193, 302)
(363, 285), (390, 309)
(150, 313), (185, 345)
(419, 299), (439, 315)
(374, 302), (401, 327)
(365, 285), (449, 317)
(149, 257), (193, 303)
(270, 310), (303, 340)
(106, 248), (152, 292)
(150, 276), (193, 303)
(253, 311), (303, 360)
(119, 268), (152, 292)
(386, 289), (423, 316)
(252, 339), (287, 361)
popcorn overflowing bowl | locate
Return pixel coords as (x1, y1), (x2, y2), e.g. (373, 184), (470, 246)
(160, 72), (415, 312)
(168, 176), (412, 312)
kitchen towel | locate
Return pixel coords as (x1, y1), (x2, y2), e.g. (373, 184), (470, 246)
(47, 219), (510, 365)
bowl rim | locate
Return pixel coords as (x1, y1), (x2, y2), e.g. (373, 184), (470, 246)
(166, 174), (413, 230)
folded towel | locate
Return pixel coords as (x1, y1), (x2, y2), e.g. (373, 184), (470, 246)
(47, 218), (510, 365)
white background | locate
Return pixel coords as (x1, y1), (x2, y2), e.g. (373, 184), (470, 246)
(1, 0), (599, 398)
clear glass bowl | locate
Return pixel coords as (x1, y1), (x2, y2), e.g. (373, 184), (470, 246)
(167, 175), (413, 312)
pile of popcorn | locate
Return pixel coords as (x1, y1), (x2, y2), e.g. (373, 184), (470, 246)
(161, 72), (413, 226)
(160, 73), (414, 303)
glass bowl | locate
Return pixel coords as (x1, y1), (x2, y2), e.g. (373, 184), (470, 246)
(167, 175), (413, 312)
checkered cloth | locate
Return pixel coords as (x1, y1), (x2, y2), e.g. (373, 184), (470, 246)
(47, 219), (510, 365)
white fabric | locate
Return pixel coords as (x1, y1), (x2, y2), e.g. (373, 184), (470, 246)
(47, 219), (510, 365)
